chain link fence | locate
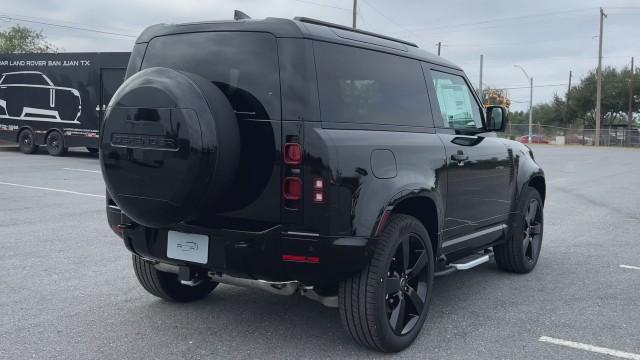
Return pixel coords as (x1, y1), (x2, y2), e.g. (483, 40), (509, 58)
(503, 123), (640, 147)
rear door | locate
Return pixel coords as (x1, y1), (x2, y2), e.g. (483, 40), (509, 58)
(99, 68), (126, 126)
(425, 65), (513, 252)
(140, 31), (282, 224)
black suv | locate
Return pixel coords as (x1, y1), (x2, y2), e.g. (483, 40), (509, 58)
(101, 16), (545, 353)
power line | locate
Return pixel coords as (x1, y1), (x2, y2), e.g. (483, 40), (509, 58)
(292, 0), (350, 11)
(492, 83), (569, 90)
(395, 7), (597, 35)
(0, 12), (135, 34)
(356, 13), (378, 32)
(0, 15), (136, 38)
(359, 0), (406, 30)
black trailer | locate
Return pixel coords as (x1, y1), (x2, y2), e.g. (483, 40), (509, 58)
(0, 52), (130, 155)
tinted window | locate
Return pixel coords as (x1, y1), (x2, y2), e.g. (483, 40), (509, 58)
(2, 73), (50, 86)
(315, 42), (430, 127)
(430, 70), (482, 130)
(125, 43), (147, 80)
(142, 32), (280, 120)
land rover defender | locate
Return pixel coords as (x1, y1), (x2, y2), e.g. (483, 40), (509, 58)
(101, 15), (545, 352)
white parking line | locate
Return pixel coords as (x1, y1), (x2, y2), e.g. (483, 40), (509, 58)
(620, 265), (640, 271)
(539, 336), (640, 360)
(63, 167), (101, 174)
(0, 181), (105, 198)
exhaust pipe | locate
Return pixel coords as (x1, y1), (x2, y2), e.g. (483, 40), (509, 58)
(208, 273), (338, 307)
(208, 273), (299, 296)
(153, 262), (337, 307)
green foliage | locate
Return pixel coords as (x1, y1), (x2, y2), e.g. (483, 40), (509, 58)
(0, 25), (58, 53)
(511, 66), (639, 129)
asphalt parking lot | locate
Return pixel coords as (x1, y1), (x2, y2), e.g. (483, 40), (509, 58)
(0, 145), (639, 359)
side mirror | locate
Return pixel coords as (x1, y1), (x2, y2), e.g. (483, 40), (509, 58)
(485, 105), (507, 132)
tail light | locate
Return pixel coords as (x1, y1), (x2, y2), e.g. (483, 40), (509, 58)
(283, 177), (302, 200)
(282, 141), (325, 205)
(284, 143), (303, 165)
(312, 177), (324, 203)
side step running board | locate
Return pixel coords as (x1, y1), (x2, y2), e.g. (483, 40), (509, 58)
(450, 251), (492, 270)
(435, 250), (493, 277)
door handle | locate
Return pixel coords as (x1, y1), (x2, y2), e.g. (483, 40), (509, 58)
(451, 152), (469, 166)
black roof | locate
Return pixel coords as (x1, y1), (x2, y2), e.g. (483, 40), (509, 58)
(135, 17), (461, 70)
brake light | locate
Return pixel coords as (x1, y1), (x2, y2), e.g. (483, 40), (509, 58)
(282, 254), (320, 263)
(284, 143), (303, 165)
(283, 177), (302, 200)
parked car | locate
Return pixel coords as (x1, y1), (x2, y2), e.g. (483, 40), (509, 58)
(518, 134), (549, 144)
(101, 15), (546, 353)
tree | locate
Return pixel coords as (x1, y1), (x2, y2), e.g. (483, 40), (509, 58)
(0, 25), (58, 53)
(569, 66), (640, 127)
(508, 65), (639, 130)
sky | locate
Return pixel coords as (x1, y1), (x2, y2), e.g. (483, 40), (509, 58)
(1, 0), (639, 111)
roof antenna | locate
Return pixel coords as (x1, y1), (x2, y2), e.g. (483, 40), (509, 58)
(234, 10), (251, 20)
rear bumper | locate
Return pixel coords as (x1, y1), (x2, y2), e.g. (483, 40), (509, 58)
(107, 207), (371, 286)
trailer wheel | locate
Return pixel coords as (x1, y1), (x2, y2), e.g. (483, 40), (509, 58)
(46, 131), (68, 157)
(18, 129), (38, 154)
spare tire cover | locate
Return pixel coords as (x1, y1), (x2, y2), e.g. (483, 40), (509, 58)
(100, 67), (239, 228)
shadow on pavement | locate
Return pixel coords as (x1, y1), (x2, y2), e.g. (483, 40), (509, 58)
(0, 145), (98, 159)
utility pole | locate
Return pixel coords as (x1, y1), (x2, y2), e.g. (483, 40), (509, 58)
(595, 7), (607, 146)
(529, 77), (533, 142)
(629, 57), (635, 128)
(352, 0), (357, 29)
(437, 42), (441, 56)
(515, 64), (533, 143)
(479, 54), (484, 103)
(564, 70), (572, 126)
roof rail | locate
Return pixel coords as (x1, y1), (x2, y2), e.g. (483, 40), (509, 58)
(294, 17), (418, 48)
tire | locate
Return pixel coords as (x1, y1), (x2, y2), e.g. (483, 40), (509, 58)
(494, 187), (544, 273)
(86, 147), (99, 154)
(18, 128), (38, 154)
(101, 67), (240, 228)
(45, 131), (67, 156)
(132, 255), (218, 302)
(339, 214), (434, 353)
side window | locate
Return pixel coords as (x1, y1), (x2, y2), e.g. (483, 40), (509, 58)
(315, 42), (431, 127)
(430, 70), (483, 130)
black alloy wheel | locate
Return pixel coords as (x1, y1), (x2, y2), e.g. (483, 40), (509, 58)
(46, 131), (67, 156)
(522, 198), (542, 263)
(385, 234), (429, 336)
(494, 187), (544, 273)
(18, 129), (38, 154)
(339, 214), (434, 352)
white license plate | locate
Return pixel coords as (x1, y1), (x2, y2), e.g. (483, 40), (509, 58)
(167, 231), (209, 264)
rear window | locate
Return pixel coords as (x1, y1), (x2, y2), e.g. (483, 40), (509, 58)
(141, 32), (280, 120)
(314, 42), (430, 127)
